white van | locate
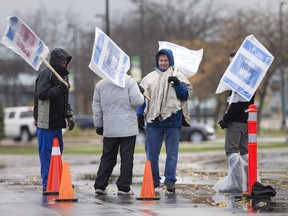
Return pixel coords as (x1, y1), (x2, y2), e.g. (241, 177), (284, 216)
(4, 106), (36, 142)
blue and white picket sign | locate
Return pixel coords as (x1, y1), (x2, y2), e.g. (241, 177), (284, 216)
(216, 35), (274, 101)
(0, 16), (49, 71)
(89, 27), (130, 88)
(159, 41), (203, 78)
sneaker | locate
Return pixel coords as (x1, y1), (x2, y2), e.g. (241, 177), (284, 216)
(154, 182), (160, 189)
(117, 190), (134, 195)
(165, 183), (175, 193)
(95, 189), (107, 195)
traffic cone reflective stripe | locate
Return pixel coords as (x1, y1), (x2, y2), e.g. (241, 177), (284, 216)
(55, 162), (78, 202)
(51, 144), (61, 155)
(43, 138), (63, 195)
(136, 160), (160, 200)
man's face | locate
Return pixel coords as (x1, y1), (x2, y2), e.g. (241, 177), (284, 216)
(158, 54), (170, 71)
(59, 59), (68, 68)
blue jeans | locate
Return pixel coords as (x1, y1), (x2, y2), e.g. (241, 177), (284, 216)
(145, 126), (180, 185)
(37, 128), (63, 189)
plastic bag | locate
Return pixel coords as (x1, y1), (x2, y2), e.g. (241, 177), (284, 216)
(213, 153), (247, 193)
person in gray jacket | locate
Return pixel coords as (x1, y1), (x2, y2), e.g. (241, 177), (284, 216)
(92, 75), (144, 195)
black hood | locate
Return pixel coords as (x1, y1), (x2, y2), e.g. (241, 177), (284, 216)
(49, 48), (72, 67)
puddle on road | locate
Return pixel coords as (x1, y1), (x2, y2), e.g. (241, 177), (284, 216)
(78, 173), (285, 213)
(6, 171), (281, 214)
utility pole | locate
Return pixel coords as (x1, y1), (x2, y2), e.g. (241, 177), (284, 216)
(279, 1), (287, 129)
(106, 0), (110, 36)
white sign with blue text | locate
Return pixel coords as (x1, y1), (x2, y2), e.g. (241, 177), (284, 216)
(215, 35), (274, 101)
(0, 16), (49, 71)
(88, 27), (130, 88)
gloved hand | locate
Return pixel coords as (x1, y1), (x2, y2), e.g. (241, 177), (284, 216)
(96, 127), (103, 135)
(138, 84), (145, 94)
(218, 119), (229, 129)
(67, 116), (75, 130)
(168, 76), (180, 86)
(137, 115), (145, 132)
(59, 81), (70, 92)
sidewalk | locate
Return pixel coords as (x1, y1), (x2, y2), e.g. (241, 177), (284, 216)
(0, 148), (288, 215)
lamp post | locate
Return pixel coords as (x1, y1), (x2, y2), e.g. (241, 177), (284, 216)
(132, 0), (144, 79)
(95, 14), (106, 30)
(279, 0), (287, 129)
(68, 24), (79, 114)
(106, 0), (110, 36)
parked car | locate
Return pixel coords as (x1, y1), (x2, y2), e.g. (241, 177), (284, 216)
(137, 122), (215, 144)
(74, 115), (94, 130)
(4, 106), (36, 142)
(179, 122), (215, 143)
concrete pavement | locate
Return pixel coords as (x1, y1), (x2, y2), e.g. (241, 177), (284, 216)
(0, 148), (288, 215)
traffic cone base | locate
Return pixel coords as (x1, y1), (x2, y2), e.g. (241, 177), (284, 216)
(55, 162), (78, 202)
(136, 196), (161, 200)
(55, 198), (78, 202)
(43, 138), (63, 196)
(43, 191), (59, 195)
(136, 160), (160, 200)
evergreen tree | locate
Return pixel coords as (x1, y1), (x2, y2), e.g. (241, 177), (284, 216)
(0, 105), (4, 140)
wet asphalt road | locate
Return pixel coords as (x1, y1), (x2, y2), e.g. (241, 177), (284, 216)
(0, 144), (288, 215)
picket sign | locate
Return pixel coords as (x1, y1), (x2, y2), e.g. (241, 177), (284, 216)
(0, 16), (68, 87)
(215, 35), (274, 102)
(88, 27), (130, 88)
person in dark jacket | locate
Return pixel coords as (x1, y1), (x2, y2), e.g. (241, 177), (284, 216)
(214, 52), (256, 193)
(218, 52), (255, 157)
(218, 92), (255, 156)
(34, 48), (75, 191)
(136, 49), (193, 193)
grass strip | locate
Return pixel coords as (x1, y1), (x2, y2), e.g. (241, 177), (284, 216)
(0, 142), (287, 155)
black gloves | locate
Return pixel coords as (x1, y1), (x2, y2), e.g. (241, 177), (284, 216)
(96, 127), (103, 135)
(67, 116), (75, 130)
(168, 76), (180, 86)
(66, 109), (75, 130)
(59, 81), (70, 92)
(137, 115), (145, 132)
(218, 119), (229, 129)
(138, 84), (145, 94)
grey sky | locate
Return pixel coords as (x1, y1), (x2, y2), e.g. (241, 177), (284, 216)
(0, 0), (280, 37)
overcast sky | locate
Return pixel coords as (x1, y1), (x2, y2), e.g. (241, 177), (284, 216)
(0, 0), (280, 37)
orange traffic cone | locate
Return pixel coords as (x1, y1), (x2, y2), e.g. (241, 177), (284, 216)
(55, 162), (78, 202)
(136, 160), (160, 200)
(43, 138), (63, 195)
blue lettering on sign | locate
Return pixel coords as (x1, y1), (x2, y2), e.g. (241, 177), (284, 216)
(102, 41), (120, 79)
(35, 41), (44, 55)
(242, 39), (273, 65)
(33, 56), (39, 67)
(119, 56), (128, 86)
(93, 33), (105, 65)
(6, 17), (19, 41)
(223, 76), (251, 100)
(230, 54), (262, 88)
(32, 41), (44, 67)
(7, 27), (15, 41)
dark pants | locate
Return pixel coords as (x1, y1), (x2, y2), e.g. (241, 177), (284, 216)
(225, 122), (248, 156)
(94, 136), (136, 192)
